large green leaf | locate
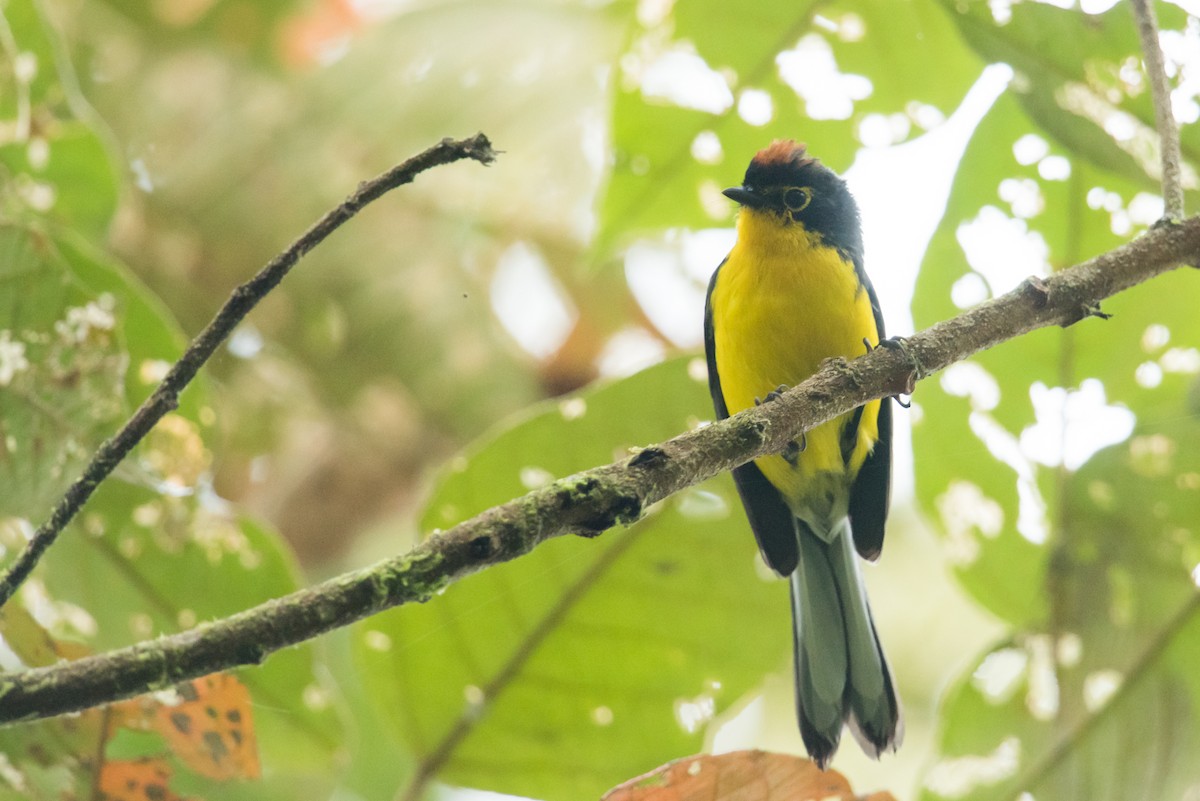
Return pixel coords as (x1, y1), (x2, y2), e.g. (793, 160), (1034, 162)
(599, 0), (980, 248)
(911, 88), (1199, 624)
(356, 357), (788, 801)
(920, 422), (1200, 801)
(913, 9), (1200, 796)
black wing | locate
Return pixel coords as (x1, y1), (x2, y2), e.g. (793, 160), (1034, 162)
(704, 258), (799, 577)
(846, 262), (892, 562)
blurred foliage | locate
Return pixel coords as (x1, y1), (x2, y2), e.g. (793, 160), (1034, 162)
(945, 0), (1200, 197)
(602, 0), (978, 247)
(1, 0), (1199, 800)
(62, 0), (634, 562)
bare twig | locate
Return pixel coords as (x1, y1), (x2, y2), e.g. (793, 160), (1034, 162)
(1130, 0), (1185, 220)
(0, 134), (498, 611)
(0, 214), (1197, 726)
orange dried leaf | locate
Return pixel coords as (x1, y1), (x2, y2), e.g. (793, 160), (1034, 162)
(98, 757), (190, 801)
(602, 750), (897, 801)
(153, 673), (260, 780)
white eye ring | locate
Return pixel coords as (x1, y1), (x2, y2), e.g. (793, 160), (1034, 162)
(784, 186), (812, 212)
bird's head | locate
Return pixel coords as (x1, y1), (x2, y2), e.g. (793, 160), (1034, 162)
(724, 140), (862, 255)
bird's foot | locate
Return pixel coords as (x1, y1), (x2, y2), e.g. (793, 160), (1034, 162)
(781, 431), (807, 466)
(754, 385), (804, 465)
(878, 336), (922, 405)
(754, 384), (791, 406)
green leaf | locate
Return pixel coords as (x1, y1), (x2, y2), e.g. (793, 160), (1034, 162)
(939, 0), (1198, 199)
(913, 13), (1200, 794)
(0, 604), (99, 801)
(921, 421), (1200, 801)
(51, 232), (206, 417)
(0, 715), (97, 800)
(0, 223), (129, 519)
(0, 0), (119, 237)
(911, 89), (1200, 623)
(36, 480), (344, 783)
(599, 0), (981, 248)
(0, 223), (206, 518)
(356, 357), (788, 801)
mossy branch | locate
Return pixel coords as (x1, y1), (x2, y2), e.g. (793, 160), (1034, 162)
(1, 214), (1198, 725)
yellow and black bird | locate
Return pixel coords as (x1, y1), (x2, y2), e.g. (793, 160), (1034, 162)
(704, 140), (901, 767)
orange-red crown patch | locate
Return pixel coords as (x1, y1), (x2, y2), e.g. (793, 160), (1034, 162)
(751, 139), (815, 168)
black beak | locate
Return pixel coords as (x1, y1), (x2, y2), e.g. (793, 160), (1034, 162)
(723, 185), (766, 208)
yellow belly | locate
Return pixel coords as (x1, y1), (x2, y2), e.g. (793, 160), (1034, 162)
(711, 209), (880, 509)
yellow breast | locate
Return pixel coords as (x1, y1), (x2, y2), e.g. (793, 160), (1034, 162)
(710, 208), (881, 506)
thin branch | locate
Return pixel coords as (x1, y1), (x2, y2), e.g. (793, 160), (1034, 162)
(0, 214), (1197, 726)
(0, 134), (498, 610)
(1130, 0), (1185, 220)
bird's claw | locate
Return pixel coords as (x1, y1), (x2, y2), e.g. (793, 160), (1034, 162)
(752, 386), (804, 464)
(754, 384), (791, 406)
(782, 431), (808, 466)
(877, 335), (923, 400)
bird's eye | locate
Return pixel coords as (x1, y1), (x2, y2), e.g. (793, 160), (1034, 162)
(784, 187), (812, 212)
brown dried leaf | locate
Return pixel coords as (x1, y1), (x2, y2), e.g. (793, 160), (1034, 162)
(602, 750), (897, 801)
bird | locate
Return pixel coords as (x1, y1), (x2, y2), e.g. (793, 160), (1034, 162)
(703, 139), (901, 768)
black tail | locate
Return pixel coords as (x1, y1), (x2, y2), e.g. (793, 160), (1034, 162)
(791, 518), (901, 768)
